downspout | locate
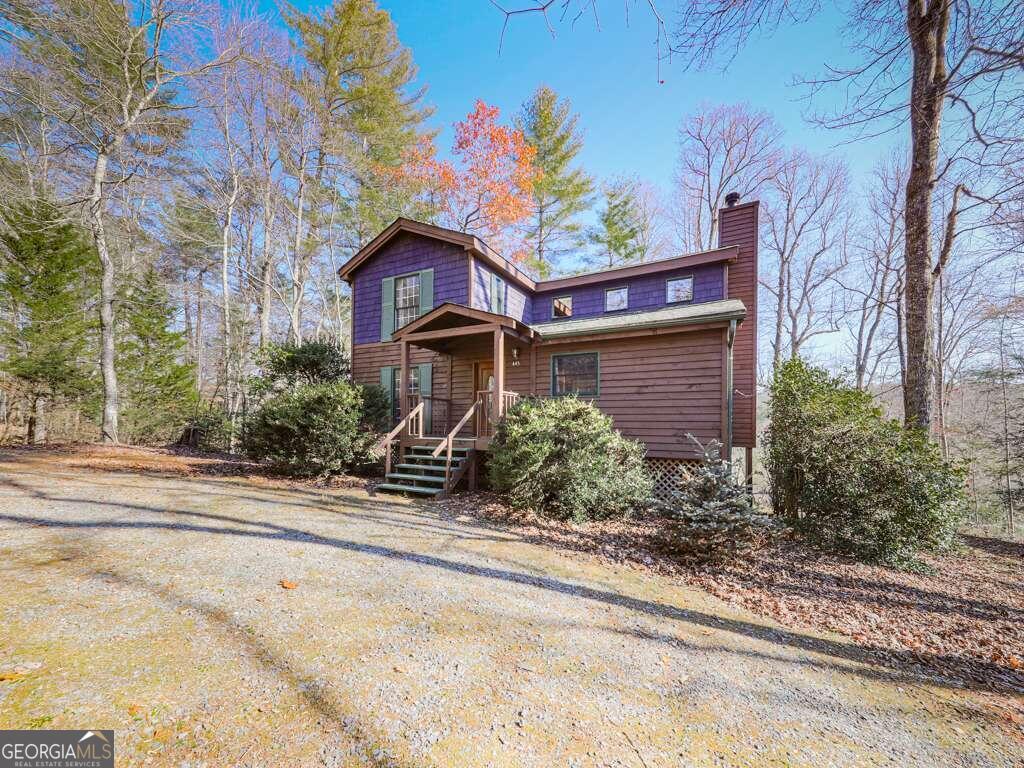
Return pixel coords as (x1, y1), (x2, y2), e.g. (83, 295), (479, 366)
(725, 318), (737, 461)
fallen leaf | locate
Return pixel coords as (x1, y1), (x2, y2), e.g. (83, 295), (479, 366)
(152, 727), (173, 742)
(1008, 656), (1023, 670)
(279, 580), (298, 590)
(0, 672), (25, 682)
(127, 704), (143, 716)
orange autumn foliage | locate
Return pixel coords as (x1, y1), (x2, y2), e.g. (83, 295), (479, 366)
(390, 100), (539, 264)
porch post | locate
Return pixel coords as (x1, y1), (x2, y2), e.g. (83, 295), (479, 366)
(399, 339), (409, 424)
(493, 326), (505, 424)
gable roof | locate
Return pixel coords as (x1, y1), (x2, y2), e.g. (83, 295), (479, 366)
(531, 299), (746, 339)
(336, 218), (537, 291)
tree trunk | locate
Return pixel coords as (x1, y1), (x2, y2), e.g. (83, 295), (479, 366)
(26, 395), (45, 444)
(772, 265), (786, 369)
(258, 199), (276, 348)
(195, 278), (204, 392)
(88, 150), (119, 444)
(901, 1), (948, 432)
(221, 194), (237, 452)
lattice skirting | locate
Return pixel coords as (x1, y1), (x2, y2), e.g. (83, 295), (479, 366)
(645, 457), (701, 502)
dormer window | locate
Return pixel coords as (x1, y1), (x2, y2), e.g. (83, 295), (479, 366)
(552, 296), (573, 318)
(605, 287), (628, 312)
(666, 276), (694, 304)
(395, 273), (421, 329)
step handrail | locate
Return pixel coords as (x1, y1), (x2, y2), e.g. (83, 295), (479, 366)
(432, 397), (482, 495)
(375, 401), (424, 475)
(431, 398), (480, 458)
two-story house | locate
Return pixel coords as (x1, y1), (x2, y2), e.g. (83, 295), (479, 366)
(337, 195), (758, 498)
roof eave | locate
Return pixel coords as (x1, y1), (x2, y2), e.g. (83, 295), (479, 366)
(533, 307), (746, 340)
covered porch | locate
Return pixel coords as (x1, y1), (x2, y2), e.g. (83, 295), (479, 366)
(389, 303), (538, 451)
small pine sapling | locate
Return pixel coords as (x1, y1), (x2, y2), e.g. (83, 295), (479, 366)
(667, 434), (776, 562)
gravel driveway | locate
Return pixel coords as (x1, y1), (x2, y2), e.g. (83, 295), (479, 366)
(0, 450), (1019, 767)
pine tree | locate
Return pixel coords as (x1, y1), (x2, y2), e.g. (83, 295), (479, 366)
(116, 268), (197, 444)
(516, 86), (593, 277)
(283, 0), (433, 245)
(0, 199), (96, 443)
(667, 435), (776, 562)
(588, 179), (644, 268)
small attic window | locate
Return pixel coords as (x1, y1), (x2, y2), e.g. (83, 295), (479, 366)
(552, 296), (573, 319)
(605, 287), (628, 312)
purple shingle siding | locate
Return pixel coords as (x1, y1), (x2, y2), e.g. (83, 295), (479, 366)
(473, 260), (530, 322)
(351, 232), (468, 344)
(472, 260), (491, 312)
(353, 232), (725, 342)
(532, 264), (724, 323)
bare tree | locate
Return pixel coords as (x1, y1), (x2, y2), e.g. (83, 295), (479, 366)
(672, 103), (782, 251)
(839, 153), (906, 390)
(0, 0), (240, 442)
(504, 0), (1024, 433)
(760, 150), (850, 366)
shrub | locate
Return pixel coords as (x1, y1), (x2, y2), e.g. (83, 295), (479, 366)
(763, 358), (966, 567)
(488, 396), (653, 522)
(249, 340), (349, 401)
(665, 436), (777, 562)
(242, 381), (382, 477)
(177, 407), (233, 452)
(359, 384), (392, 435)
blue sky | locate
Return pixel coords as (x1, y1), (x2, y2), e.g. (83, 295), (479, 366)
(268, 1), (900, 197)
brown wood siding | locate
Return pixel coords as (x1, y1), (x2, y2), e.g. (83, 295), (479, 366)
(534, 330), (724, 459)
(718, 202), (758, 448)
(352, 342), (451, 409)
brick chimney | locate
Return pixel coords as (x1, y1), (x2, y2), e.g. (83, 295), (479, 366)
(718, 198), (759, 451)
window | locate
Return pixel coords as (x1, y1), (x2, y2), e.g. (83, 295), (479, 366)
(666, 276), (694, 304)
(551, 353), (599, 397)
(394, 273), (421, 330)
(490, 274), (506, 314)
(389, 366), (420, 421)
(605, 287), (628, 312)
(381, 269), (432, 342)
(552, 295), (573, 319)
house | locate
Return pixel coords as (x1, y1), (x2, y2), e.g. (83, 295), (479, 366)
(337, 195), (758, 498)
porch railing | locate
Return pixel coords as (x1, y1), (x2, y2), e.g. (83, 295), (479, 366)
(374, 401), (424, 476)
(476, 390), (520, 437)
(404, 394), (452, 437)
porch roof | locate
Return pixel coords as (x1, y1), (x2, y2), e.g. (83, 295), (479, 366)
(392, 302), (537, 351)
(530, 299), (746, 339)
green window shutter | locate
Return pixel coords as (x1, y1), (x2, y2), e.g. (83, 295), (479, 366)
(418, 268), (434, 317)
(418, 362), (433, 433)
(380, 366), (394, 408)
(380, 276), (395, 342)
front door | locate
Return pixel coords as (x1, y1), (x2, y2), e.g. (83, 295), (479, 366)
(475, 362), (495, 435)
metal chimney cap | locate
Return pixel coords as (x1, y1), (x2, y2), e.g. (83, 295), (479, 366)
(725, 191), (741, 207)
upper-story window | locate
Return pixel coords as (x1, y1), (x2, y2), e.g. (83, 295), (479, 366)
(552, 296), (573, 318)
(395, 273), (421, 329)
(666, 276), (694, 304)
(605, 287), (628, 312)
(490, 274), (506, 314)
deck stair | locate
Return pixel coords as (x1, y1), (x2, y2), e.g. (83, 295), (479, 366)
(377, 444), (474, 498)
